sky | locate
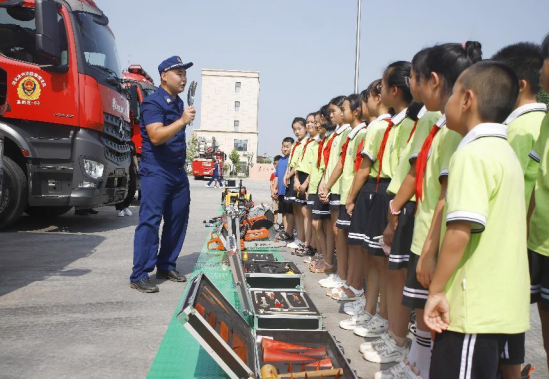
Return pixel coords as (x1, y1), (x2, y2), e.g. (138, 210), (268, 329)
(99, 0), (549, 158)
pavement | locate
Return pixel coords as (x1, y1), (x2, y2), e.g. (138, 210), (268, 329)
(0, 178), (547, 379)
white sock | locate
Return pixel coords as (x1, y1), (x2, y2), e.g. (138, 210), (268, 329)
(408, 328), (432, 379)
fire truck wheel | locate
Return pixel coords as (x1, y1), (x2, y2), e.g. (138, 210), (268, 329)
(0, 156), (28, 229)
(25, 206), (73, 218)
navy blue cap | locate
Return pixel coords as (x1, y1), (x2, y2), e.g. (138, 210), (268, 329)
(158, 56), (193, 74)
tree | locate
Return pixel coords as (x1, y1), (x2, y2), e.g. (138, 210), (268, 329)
(229, 149), (240, 175)
(537, 90), (549, 107)
(187, 133), (199, 159)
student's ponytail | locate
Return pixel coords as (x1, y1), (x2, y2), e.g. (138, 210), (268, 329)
(420, 41), (483, 103)
(383, 61), (413, 104)
(406, 102), (424, 122)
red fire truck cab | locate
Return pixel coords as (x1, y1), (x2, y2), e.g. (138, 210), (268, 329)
(0, 0), (131, 228)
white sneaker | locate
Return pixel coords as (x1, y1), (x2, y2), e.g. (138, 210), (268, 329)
(363, 335), (411, 363)
(205, 183), (212, 188)
(339, 310), (373, 330)
(344, 297), (366, 316)
(318, 274), (345, 289)
(286, 239), (303, 249)
(374, 361), (423, 379)
(359, 332), (389, 353)
(354, 314), (389, 338)
(117, 210), (125, 217)
(123, 208), (132, 216)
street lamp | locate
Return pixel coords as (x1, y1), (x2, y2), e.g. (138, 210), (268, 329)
(354, 0), (362, 94)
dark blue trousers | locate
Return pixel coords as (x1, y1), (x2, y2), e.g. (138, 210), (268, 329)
(207, 171), (223, 186)
(131, 162), (190, 282)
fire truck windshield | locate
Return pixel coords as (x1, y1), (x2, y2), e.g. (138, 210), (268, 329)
(74, 11), (121, 78)
(0, 6), (68, 66)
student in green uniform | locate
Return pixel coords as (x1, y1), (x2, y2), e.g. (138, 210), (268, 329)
(324, 94), (368, 301)
(307, 111), (328, 267)
(284, 118), (307, 249)
(401, 41), (482, 379)
(296, 113), (319, 256)
(317, 96), (350, 287)
(353, 61), (414, 351)
(368, 48), (442, 378)
(343, 80), (393, 333)
(492, 42), (546, 207)
(425, 61), (528, 379)
(527, 33), (549, 374)
(313, 105), (337, 274)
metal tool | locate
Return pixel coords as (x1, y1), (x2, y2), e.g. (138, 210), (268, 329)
(187, 80), (197, 126)
(280, 292), (295, 309)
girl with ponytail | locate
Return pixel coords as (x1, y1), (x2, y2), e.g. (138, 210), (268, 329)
(399, 41), (482, 379)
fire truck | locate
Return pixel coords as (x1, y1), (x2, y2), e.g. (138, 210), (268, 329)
(192, 136), (225, 180)
(0, 0), (131, 228)
(123, 64), (157, 157)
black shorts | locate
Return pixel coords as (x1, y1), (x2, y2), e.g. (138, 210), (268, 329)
(294, 171), (309, 205)
(306, 193), (316, 209)
(312, 194), (331, 220)
(364, 179), (391, 256)
(278, 195), (293, 214)
(500, 333), (525, 365)
(430, 331), (526, 378)
(528, 249), (549, 311)
(336, 204), (352, 230)
(284, 176), (296, 203)
(329, 193), (341, 210)
(348, 181), (376, 246)
(388, 201), (416, 270)
(402, 253), (428, 309)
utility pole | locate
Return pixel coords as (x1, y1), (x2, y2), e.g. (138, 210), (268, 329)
(354, 0), (362, 94)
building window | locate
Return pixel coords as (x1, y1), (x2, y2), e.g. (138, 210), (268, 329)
(235, 82), (241, 93)
(234, 139), (248, 152)
(234, 120), (240, 131)
(235, 101), (240, 112)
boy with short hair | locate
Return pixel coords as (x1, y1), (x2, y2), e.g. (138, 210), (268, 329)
(492, 42), (546, 205)
(425, 61), (529, 378)
(275, 138), (295, 241)
(271, 155), (282, 222)
(527, 33), (549, 373)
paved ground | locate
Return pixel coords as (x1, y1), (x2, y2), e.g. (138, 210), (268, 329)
(0, 178), (547, 379)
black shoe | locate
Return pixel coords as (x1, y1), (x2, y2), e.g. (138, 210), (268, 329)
(88, 208), (99, 215)
(156, 269), (187, 282)
(130, 278), (159, 293)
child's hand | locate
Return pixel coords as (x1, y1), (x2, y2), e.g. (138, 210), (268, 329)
(299, 183), (307, 193)
(293, 180), (300, 192)
(416, 253), (436, 288)
(424, 292), (450, 333)
(346, 201), (354, 216)
(383, 214), (398, 247)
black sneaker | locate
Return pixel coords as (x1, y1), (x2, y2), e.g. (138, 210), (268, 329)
(130, 278), (159, 293)
(156, 269), (187, 282)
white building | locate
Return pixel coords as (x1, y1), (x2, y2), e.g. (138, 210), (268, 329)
(194, 69), (260, 163)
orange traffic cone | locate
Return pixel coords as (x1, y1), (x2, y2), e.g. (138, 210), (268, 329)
(301, 346), (327, 358)
(306, 358), (332, 369)
(263, 347), (316, 363)
(262, 339), (312, 352)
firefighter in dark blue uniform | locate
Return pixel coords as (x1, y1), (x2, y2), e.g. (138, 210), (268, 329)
(130, 56), (195, 293)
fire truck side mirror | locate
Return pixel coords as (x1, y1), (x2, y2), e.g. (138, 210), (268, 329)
(129, 86), (141, 124)
(35, 0), (62, 67)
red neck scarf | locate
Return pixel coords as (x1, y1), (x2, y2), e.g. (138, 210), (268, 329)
(354, 138), (365, 172)
(301, 138), (314, 159)
(289, 141), (301, 162)
(375, 120), (395, 191)
(317, 137), (326, 168)
(414, 124), (442, 201)
(322, 133), (338, 167)
(339, 136), (351, 167)
(407, 119), (419, 143)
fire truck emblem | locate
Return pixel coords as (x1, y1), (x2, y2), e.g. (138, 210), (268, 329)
(17, 76), (41, 101)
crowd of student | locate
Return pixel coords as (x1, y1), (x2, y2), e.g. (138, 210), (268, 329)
(270, 34), (549, 379)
